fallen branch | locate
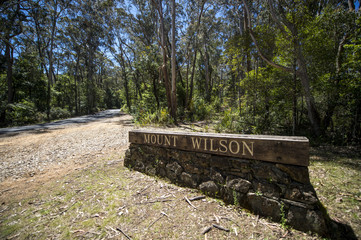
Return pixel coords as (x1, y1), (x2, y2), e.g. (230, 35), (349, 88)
(133, 185), (151, 196)
(147, 213), (166, 230)
(184, 196), (197, 209)
(59, 201), (78, 215)
(233, 227), (238, 236)
(137, 199), (173, 204)
(212, 224), (230, 232)
(189, 196), (205, 201)
(213, 214), (220, 224)
(202, 226), (212, 234)
(116, 227), (132, 240)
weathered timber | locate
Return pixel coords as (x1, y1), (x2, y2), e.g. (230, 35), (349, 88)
(129, 130), (309, 166)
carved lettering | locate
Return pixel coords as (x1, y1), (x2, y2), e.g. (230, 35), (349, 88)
(151, 134), (156, 144)
(229, 140), (240, 154)
(191, 137), (202, 149)
(173, 136), (179, 147)
(219, 139), (228, 153)
(204, 138), (208, 151)
(210, 138), (218, 152)
(242, 141), (254, 156)
(130, 130), (310, 167)
(157, 135), (163, 145)
(144, 134), (150, 144)
(164, 135), (171, 146)
(140, 134), (254, 158)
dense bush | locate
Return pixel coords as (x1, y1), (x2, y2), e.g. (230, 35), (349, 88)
(134, 107), (173, 126)
(50, 107), (71, 120)
(6, 100), (39, 125)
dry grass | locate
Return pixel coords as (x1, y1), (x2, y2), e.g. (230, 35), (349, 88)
(0, 115), (359, 239)
(309, 146), (361, 239)
(0, 151), (320, 240)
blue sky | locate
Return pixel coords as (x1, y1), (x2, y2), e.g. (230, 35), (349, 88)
(355, 0), (360, 10)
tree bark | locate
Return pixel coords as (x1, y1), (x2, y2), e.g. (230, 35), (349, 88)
(187, 0), (205, 109)
(203, 45), (211, 102)
(171, 0), (177, 122)
(5, 39), (14, 104)
(152, 0), (172, 112)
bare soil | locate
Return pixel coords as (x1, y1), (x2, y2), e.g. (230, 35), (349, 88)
(0, 113), (359, 239)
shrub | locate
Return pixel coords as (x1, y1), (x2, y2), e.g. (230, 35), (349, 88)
(192, 98), (213, 121)
(7, 100), (38, 125)
(50, 107), (71, 120)
(214, 108), (244, 133)
(134, 107), (173, 126)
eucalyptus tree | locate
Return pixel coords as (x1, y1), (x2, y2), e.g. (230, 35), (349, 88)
(26, 0), (70, 119)
(0, 0), (27, 124)
(65, 0), (115, 113)
(0, 0), (25, 103)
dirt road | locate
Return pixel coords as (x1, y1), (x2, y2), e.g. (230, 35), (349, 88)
(0, 111), (134, 200)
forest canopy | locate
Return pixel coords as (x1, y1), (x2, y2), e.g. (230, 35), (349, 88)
(0, 0), (360, 145)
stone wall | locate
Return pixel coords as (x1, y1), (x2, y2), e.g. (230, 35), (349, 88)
(124, 143), (331, 236)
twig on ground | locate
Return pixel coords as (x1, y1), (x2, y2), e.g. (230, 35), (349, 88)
(137, 199), (173, 204)
(212, 224), (230, 232)
(133, 184), (151, 196)
(213, 214), (220, 224)
(147, 212), (166, 230)
(189, 196), (205, 201)
(116, 227), (132, 240)
(184, 196), (197, 209)
(233, 227), (238, 236)
(161, 211), (169, 217)
(202, 226), (213, 234)
(59, 201), (78, 215)
(281, 230), (289, 238)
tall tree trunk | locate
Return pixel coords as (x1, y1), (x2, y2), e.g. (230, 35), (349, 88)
(120, 50), (131, 112)
(323, 1), (355, 130)
(292, 58), (297, 135)
(204, 46), (211, 102)
(5, 40), (14, 104)
(189, 48), (197, 109)
(187, 0), (205, 110)
(294, 41), (321, 136)
(171, 0), (177, 122)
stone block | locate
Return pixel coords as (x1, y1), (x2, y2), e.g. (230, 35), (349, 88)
(284, 183), (318, 205)
(252, 180), (281, 198)
(226, 178), (252, 194)
(166, 161), (183, 181)
(180, 172), (198, 188)
(276, 164), (310, 184)
(210, 168), (225, 184)
(247, 193), (282, 222)
(199, 181), (219, 197)
(287, 205), (327, 236)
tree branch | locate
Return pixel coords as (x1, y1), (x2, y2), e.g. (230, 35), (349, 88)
(241, 0), (293, 73)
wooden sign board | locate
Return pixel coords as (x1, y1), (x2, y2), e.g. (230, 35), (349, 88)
(129, 130), (309, 166)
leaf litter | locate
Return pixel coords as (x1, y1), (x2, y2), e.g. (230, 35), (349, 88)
(0, 113), (359, 239)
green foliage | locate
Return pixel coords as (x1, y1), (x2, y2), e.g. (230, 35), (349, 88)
(190, 98), (213, 121)
(215, 108), (243, 133)
(0, 0), (359, 145)
(280, 202), (288, 230)
(50, 107), (71, 120)
(134, 108), (173, 126)
(6, 100), (40, 125)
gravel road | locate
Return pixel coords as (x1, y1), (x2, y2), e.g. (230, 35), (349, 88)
(0, 110), (134, 182)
